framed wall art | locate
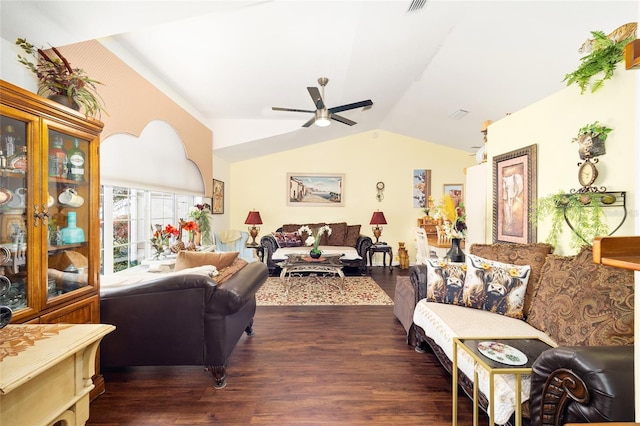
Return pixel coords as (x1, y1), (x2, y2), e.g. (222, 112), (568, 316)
(212, 179), (224, 214)
(413, 169), (431, 208)
(492, 144), (537, 243)
(287, 173), (345, 206)
(443, 184), (463, 208)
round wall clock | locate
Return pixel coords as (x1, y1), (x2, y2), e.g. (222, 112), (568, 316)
(578, 159), (598, 187)
(376, 181), (385, 201)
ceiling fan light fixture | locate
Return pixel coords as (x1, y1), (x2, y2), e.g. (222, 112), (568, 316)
(315, 109), (331, 127)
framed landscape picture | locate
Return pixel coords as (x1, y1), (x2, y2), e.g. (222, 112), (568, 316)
(212, 179), (224, 214)
(287, 173), (344, 206)
(492, 144), (537, 243)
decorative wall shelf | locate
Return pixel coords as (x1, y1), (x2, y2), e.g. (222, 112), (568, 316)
(559, 191), (626, 246)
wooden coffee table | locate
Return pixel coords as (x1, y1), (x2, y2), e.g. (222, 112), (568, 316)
(278, 253), (345, 295)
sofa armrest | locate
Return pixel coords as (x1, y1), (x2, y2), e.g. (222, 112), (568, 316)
(260, 234), (279, 273)
(207, 262), (268, 315)
(409, 264), (427, 306)
(529, 345), (635, 425)
(355, 235), (373, 273)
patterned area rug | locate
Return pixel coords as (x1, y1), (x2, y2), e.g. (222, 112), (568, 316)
(256, 276), (394, 306)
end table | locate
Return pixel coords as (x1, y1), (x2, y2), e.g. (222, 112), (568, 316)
(368, 244), (393, 272)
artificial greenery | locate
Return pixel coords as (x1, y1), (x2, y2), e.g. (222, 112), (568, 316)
(16, 38), (106, 117)
(563, 30), (634, 94)
(573, 121), (613, 142)
(533, 190), (610, 249)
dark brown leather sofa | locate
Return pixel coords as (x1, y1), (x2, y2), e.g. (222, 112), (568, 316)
(100, 261), (268, 389)
(409, 244), (635, 425)
(529, 345), (635, 425)
(260, 223), (372, 275)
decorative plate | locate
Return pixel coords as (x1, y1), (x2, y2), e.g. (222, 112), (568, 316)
(0, 188), (13, 207)
(477, 341), (528, 366)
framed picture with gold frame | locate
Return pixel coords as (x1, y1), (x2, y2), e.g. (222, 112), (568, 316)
(212, 179), (224, 214)
(492, 144), (537, 243)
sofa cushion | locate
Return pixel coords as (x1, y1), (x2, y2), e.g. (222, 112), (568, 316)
(174, 251), (239, 271)
(470, 243), (553, 318)
(272, 231), (303, 248)
(214, 258), (249, 285)
(344, 225), (361, 247)
(425, 259), (466, 305)
(463, 254), (531, 320)
(526, 247), (634, 346)
(321, 222), (347, 246)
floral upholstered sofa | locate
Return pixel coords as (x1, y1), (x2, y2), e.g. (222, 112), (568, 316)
(410, 243), (634, 425)
(260, 222), (372, 275)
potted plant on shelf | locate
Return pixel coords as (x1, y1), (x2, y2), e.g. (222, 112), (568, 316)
(563, 29), (635, 94)
(15, 38), (106, 118)
(573, 121), (613, 159)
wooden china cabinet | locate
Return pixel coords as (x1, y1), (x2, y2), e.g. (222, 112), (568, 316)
(0, 80), (105, 392)
(0, 79), (102, 325)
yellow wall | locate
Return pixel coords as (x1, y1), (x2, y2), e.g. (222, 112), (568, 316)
(487, 68), (637, 255)
(229, 129), (476, 264)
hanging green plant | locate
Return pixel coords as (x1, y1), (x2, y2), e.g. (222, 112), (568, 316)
(532, 190), (610, 250)
(563, 30), (634, 94)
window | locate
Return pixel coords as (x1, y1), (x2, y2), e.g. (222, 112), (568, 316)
(100, 185), (198, 274)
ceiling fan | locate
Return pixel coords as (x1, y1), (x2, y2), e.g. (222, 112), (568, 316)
(272, 77), (373, 127)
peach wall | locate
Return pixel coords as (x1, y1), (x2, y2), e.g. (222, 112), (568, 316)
(54, 40), (213, 195)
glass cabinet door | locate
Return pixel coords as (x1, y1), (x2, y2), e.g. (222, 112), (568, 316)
(0, 116), (29, 313)
(46, 129), (91, 303)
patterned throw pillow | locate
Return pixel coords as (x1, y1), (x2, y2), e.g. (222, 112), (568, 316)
(462, 254), (531, 319)
(470, 243), (553, 318)
(527, 247), (634, 346)
(272, 232), (302, 248)
(425, 259), (467, 305)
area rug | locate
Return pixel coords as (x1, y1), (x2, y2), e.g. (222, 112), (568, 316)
(256, 276), (394, 306)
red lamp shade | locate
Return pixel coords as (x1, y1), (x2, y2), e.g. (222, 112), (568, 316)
(369, 211), (387, 225)
(244, 211), (263, 225)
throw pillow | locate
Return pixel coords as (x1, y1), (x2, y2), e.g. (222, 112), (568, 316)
(470, 243), (553, 318)
(462, 254), (531, 319)
(174, 251), (239, 271)
(526, 247), (634, 346)
(344, 225), (361, 247)
(425, 259), (466, 305)
(214, 258), (249, 285)
(272, 231), (302, 248)
(321, 222), (347, 246)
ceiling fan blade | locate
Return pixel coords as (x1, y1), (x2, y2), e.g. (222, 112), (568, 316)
(301, 116), (316, 127)
(307, 87), (325, 110)
(331, 114), (356, 126)
(328, 99), (373, 114)
(272, 107), (315, 113)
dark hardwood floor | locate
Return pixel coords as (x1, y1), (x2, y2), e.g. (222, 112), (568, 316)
(88, 267), (487, 425)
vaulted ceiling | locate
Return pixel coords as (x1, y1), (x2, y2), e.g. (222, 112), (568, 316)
(1, 1), (636, 162)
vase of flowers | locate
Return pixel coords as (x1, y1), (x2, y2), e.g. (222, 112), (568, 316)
(150, 224), (179, 259)
(179, 219), (199, 251)
(432, 195), (467, 262)
(189, 203), (212, 246)
(298, 225), (332, 259)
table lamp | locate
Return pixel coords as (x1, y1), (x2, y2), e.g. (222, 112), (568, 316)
(244, 210), (263, 246)
(370, 210), (387, 244)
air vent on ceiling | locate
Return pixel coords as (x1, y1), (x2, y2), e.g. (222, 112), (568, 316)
(407, 0), (427, 13)
(449, 109), (469, 120)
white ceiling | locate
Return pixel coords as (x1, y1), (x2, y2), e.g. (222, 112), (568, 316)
(1, 1), (637, 162)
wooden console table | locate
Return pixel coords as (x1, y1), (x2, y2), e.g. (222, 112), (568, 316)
(0, 323), (115, 426)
